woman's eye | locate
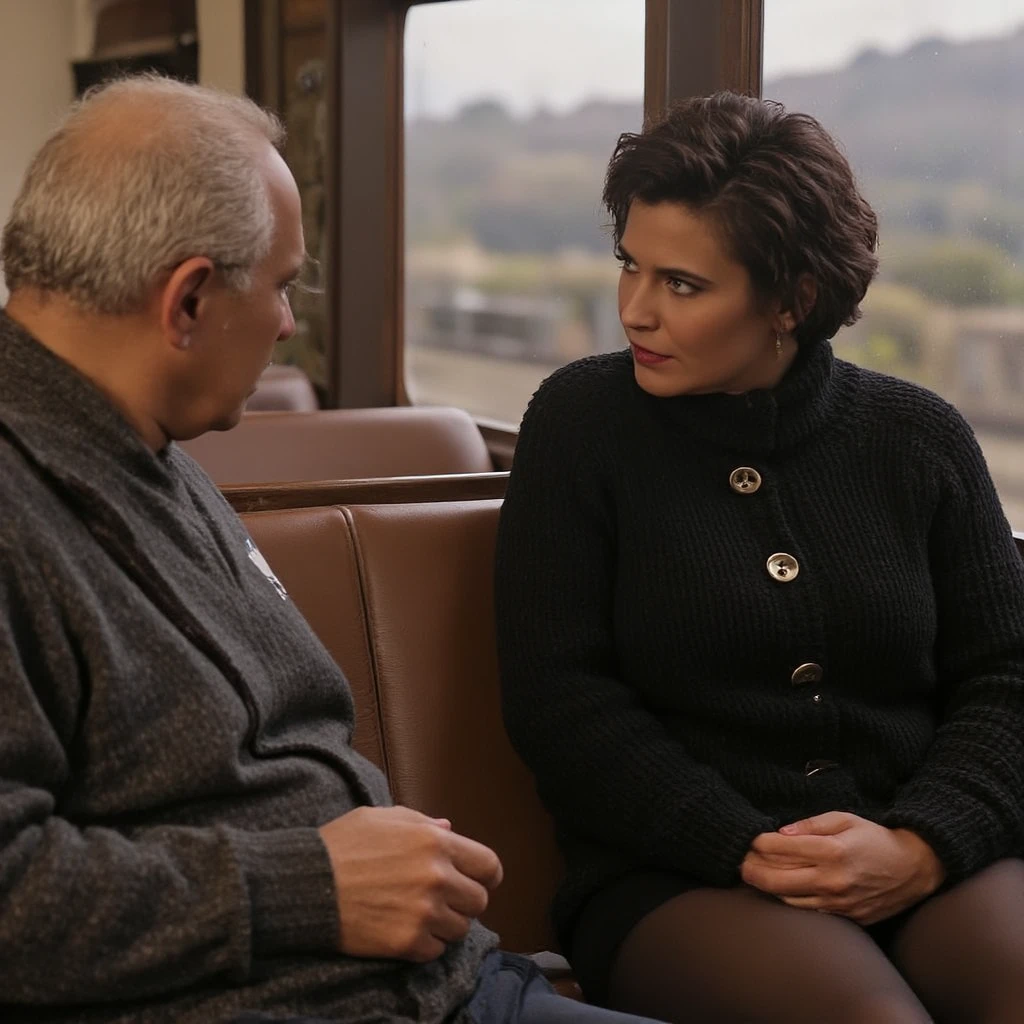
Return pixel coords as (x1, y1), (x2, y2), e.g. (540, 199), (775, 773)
(667, 277), (696, 296)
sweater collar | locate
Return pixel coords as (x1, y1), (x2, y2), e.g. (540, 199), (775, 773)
(638, 339), (837, 456)
(0, 308), (173, 489)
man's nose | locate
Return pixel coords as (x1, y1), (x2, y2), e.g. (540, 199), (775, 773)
(278, 303), (296, 342)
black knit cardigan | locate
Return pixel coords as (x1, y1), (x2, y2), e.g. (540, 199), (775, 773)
(495, 339), (1024, 945)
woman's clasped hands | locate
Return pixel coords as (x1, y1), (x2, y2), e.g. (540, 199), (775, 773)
(741, 811), (947, 925)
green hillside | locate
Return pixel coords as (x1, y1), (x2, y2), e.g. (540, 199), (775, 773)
(767, 26), (1024, 277)
(407, 24), (1024, 298)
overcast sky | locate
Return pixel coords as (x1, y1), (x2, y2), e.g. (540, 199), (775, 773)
(405, 0), (1024, 118)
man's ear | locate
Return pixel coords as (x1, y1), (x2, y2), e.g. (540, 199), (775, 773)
(160, 257), (215, 350)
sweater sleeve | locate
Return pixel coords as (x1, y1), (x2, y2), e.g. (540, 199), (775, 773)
(0, 554), (340, 1006)
(883, 413), (1024, 882)
(495, 365), (774, 887)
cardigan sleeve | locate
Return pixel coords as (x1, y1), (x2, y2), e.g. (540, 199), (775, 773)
(0, 548), (340, 1005)
(495, 365), (775, 888)
(883, 413), (1024, 882)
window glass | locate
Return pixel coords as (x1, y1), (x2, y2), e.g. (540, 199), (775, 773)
(764, 1), (1024, 526)
(404, 0), (644, 425)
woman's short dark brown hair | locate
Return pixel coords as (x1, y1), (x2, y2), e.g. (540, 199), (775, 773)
(603, 92), (878, 345)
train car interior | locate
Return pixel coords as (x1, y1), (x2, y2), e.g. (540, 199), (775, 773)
(3, 0), (1024, 1018)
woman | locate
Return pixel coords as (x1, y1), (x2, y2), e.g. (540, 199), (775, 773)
(495, 92), (1024, 1024)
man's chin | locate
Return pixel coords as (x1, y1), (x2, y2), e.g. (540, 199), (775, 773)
(211, 405), (247, 432)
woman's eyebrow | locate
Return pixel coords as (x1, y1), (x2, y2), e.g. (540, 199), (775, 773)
(618, 244), (713, 286)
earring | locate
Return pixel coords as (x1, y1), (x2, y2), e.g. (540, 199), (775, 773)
(178, 334), (191, 350)
(775, 330), (783, 359)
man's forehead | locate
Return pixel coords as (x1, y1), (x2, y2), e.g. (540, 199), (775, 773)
(286, 250), (312, 279)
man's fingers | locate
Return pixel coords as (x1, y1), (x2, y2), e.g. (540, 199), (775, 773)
(429, 907), (473, 944)
(443, 872), (491, 919)
(405, 933), (448, 964)
(446, 832), (504, 890)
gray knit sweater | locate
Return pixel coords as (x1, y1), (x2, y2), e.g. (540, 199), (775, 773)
(0, 311), (496, 1022)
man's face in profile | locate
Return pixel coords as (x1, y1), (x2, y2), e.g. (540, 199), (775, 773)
(180, 147), (306, 435)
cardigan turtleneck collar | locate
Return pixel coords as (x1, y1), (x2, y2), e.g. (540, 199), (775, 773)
(0, 308), (174, 491)
(637, 338), (840, 457)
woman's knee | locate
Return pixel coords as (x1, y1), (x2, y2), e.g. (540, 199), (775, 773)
(892, 858), (1024, 1024)
(605, 887), (928, 1024)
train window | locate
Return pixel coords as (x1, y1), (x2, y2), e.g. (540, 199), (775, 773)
(403, 0), (644, 426)
(763, 1), (1024, 526)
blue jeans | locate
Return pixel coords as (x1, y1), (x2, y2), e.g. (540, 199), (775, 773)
(466, 951), (663, 1022)
(231, 951), (665, 1023)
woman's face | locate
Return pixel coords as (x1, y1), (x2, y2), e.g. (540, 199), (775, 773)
(617, 200), (795, 397)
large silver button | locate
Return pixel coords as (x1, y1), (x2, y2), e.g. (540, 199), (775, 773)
(766, 552), (799, 582)
(729, 467), (762, 494)
(804, 759), (839, 776)
(791, 662), (823, 686)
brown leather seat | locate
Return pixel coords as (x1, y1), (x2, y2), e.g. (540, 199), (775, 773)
(181, 406), (493, 485)
(240, 499), (565, 957)
(246, 364), (319, 412)
(343, 500), (565, 955)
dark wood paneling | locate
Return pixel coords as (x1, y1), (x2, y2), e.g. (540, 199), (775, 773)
(660, 0), (763, 105)
(94, 0), (196, 55)
(245, 0), (329, 388)
(644, 0), (669, 123)
(245, 0), (281, 107)
(282, 0), (327, 30)
(326, 0), (406, 408)
(720, 0), (763, 95)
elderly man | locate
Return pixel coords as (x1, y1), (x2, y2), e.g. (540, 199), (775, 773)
(0, 77), (663, 1024)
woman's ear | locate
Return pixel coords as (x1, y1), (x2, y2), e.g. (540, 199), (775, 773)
(792, 273), (818, 326)
(775, 274), (817, 337)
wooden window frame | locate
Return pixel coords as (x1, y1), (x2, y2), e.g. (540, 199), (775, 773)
(323, 0), (763, 412)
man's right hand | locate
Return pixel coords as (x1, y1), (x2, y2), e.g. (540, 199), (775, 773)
(318, 805), (503, 963)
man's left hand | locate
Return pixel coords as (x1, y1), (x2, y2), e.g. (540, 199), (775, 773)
(740, 812), (946, 925)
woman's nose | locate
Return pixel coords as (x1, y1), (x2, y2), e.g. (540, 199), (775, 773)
(619, 278), (659, 332)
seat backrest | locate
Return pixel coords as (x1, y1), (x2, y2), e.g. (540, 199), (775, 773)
(240, 498), (564, 954)
(246, 364), (319, 412)
(181, 407), (493, 485)
(342, 500), (564, 954)
(240, 505), (384, 769)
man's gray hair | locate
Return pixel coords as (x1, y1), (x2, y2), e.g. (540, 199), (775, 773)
(1, 75), (286, 313)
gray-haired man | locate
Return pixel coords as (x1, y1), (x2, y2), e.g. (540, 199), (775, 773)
(0, 76), (664, 1024)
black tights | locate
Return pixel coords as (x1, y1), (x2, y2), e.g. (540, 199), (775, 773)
(605, 858), (1024, 1024)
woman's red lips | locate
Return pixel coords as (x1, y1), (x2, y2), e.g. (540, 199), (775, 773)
(630, 342), (670, 366)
